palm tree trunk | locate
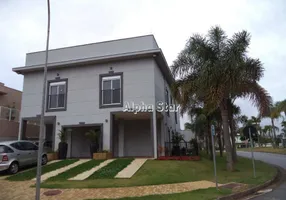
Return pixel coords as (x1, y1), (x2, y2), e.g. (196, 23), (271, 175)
(207, 119), (213, 160)
(229, 118), (237, 162)
(220, 101), (234, 171)
(227, 101), (237, 163)
(217, 129), (223, 157)
(271, 118), (277, 148)
(205, 134), (209, 154)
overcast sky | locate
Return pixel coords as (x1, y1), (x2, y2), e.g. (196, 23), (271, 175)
(1, 0), (286, 130)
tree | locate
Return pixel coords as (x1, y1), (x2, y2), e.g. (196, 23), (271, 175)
(249, 116), (261, 146)
(264, 103), (281, 147)
(171, 26), (272, 171)
(277, 100), (286, 117)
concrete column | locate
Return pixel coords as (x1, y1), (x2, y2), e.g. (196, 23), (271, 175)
(18, 120), (27, 140)
(152, 110), (158, 158)
(160, 119), (165, 156)
(118, 121), (124, 157)
(18, 119), (22, 140)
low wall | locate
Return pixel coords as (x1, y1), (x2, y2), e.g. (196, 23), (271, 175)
(0, 119), (39, 140)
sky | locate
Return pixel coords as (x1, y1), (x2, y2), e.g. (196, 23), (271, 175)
(1, 0), (286, 131)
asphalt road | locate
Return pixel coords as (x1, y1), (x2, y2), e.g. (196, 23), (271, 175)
(237, 151), (286, 200)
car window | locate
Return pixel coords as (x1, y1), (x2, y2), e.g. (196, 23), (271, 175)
(20, 142), (38, 151)
(0, 145), (14, 153)
(10, 142), (24, 150)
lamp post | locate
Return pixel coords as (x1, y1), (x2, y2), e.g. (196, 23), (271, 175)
(35, 0), (50, 199)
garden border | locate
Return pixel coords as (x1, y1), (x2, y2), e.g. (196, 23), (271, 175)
(217, 164), (284, 200)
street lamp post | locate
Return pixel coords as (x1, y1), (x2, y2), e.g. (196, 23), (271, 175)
(35, 0), (51, 199)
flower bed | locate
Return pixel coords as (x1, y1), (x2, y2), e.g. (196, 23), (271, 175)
(157, 156), (200, 161)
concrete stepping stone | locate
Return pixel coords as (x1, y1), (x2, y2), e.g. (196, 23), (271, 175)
(33, 159), (90, 182)
(47, 160), (60, 165)
(115, 158), (147, 178)
(69, 159), (115, 180)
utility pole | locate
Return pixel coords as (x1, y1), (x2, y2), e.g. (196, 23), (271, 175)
(35, 0), (50, 199)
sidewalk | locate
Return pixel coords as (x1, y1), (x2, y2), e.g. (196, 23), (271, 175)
(0, 179), (220, 200)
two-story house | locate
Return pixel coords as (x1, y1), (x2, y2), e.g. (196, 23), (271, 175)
(13, 35), (180, 158)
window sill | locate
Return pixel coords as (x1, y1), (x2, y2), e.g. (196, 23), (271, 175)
(46, 108), (67, 112)
(99, 103), (123, 109)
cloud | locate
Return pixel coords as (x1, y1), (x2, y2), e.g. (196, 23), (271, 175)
(1, 0), (286, 131)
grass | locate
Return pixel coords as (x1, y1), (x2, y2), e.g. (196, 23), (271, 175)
(239, 147), (286, 155)
(87, 188), (232, 200)
(47, 159), (105, 181)
(40, 155), (276, 189)
(87, 158), (134, 179)
(6, 159), (78, 181)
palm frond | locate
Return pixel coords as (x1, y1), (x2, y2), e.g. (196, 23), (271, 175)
(235, 81), (272, 117)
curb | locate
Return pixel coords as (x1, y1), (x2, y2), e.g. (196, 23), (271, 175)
(217, 165), (284, 200)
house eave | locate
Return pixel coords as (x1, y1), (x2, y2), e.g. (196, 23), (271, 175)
(13, 48), (174, 85)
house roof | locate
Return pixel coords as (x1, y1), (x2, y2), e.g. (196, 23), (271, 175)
(13, 35), (174, 85)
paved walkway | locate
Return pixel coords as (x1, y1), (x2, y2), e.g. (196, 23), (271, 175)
(0, 179), (220, 200)
(115, 158), (147, 178)
(33, 159), (90, 182)
(69, 159), (115, 180)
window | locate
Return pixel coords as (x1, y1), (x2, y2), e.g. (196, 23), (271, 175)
(20, 142), (38, 151)
(165, 89), (169, 116)
(47, 79), (67, 111)
(174, 103), (178, 124)
(100, 73), (123, 108)
(0, 145), (14, 153)
(10, 142), (24, 150)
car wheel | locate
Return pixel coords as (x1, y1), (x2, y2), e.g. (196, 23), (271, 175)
(42, 155), (48, 165)
(8, 162), (19, 174)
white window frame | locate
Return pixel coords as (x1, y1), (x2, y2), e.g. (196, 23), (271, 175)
(101, 76), (121, 105)
(48, 81), (66, 109)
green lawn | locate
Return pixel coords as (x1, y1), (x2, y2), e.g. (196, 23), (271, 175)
(88, 158), (134, 179)
(47, 160), (105, 181)
(239, 147), (286, 155)
(6, 159), (78, 181)
(40, 156), (276, 189)
(87, 188), (232, 200)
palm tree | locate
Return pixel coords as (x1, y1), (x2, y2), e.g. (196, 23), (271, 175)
(171, 26), (272, 171)
(249, 116), (261, 146)
(266, 104), (281, 147)
(277, 100), (286, 117)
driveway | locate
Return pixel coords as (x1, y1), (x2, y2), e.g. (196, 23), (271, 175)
(237, 151), (286, 200)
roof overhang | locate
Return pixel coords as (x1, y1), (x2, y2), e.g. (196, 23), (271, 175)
(13, 49), (174, 85)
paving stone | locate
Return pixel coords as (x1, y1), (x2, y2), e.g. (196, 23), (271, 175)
(32, 159), (90, 182)
(115, 158), (147, 178)
(69, 159), (115, 180)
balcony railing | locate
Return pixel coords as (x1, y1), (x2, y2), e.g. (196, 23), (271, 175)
(0, 106), (20, 122)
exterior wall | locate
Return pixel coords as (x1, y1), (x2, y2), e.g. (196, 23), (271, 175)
(0, 82), (22, 110)
(20, 58), (156, 151)
(123, 119), (152, 157)
(154, 63), (180, 143)
(180, 130), (195, 142)
(0, 120), (39, 140)
(25, 35), (158, 66)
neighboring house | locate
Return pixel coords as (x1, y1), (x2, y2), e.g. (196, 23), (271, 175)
(0, 83), (39, 141)
(13, 35), (180, 158)
(180, 130), (195, 142)
(0, 82), (22, 141)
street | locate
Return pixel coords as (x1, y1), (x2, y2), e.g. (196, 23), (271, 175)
(237, 151), (286, 200)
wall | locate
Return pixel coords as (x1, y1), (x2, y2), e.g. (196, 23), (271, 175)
(21, 58), (156, 151)
(180, 130), (195, 142)
(154, 62), (180, 142)
(123, 119), (152, 157)
(25, 35), (158, 66)
(0, 83), (22, 110)
(0, 120), (39, 140)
